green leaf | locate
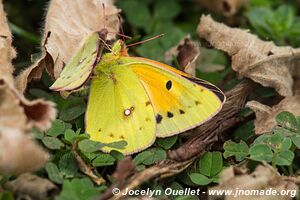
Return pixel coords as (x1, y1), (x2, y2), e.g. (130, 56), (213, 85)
(233, 120), (255, 142)
(64, 129), (77, 143)
(223, 140), (249, 161)
(110, 150), (125, 161)
(276, 111), (298, 131)
(156, 135), (177, 150)
(278, 137), (292, 151)
(55, 178), (100, 200)
(134, 148), (166, 165)
(291, 135), (300, 149)
(117, 0), (152, 31)
(45, 162), (63, 184)
(249, 144), (273, 162)
(92, 154), (115, 167)
(275, 150), (294, 166)
(134, 150), (154, 165)
(42, 137), (64, 150)
(59, 103), (85, 121)
(47, 119), (66, 137)
(78, 139), (104, 153)
(188, 173), (212, 186)
(59, 152), (79, 178)
(154, 0), (180, 20)
(199, 152), (223, 177)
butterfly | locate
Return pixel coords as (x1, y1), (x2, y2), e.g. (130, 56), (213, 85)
(50, 34), (226, 155)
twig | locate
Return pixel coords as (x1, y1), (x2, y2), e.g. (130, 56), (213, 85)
(72, 142), (105, 185)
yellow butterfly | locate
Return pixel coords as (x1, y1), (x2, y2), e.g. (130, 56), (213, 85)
(51, 35), (226, 155)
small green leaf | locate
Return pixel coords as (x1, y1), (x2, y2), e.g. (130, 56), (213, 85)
(64, 129), (77, 143)
(134, 148), (166, 165)
(189, 173), (212, 186)
(223, 140), (249, 161)
(134, 150), (153, 165)
(291, 135), (300, 149)
(47, 119), (66, 137)
(78, 139), (104, 153)
(59, 152), (79, 178)
(110, 150), (125, 161)
(55, 178), (100, 200)
(59, 103), (86, 121)
(92, 154), (115, 167)
(276, 111), (298, 131)
(199, 152), (223, 177)
(249, 144), (273, 162)
(45, 162), (63, 184)
(156, 135), (177, 150)
(278, 137), (292, 151)
(42, 137), (64, 150)
(275, 150), (294, 166)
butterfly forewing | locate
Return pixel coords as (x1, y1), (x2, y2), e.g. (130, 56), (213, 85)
(86, 64), (156, 154)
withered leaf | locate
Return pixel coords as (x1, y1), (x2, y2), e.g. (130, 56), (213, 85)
(0, 1), (53, 175)
(4, 173), (59, 200)
(198, 15), (300, 96)
(246, 96), (300, 134)
(165, 35), (200, 76)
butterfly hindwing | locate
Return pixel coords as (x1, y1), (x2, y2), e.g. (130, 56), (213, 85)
(124, 57), (224, 137)
(50, 31), (105, 91)
(86, 64), (156, 154)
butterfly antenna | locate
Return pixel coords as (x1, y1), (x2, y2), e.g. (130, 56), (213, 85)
(118, 15), (126, 41)
(109, 32), (132, 39)
(127, 34), (164, 47)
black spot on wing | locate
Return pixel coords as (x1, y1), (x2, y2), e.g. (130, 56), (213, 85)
(166, 80), (172, 90)
(179, 109), (185, 114)
(156, 114), (163, 123)
(145, 101), (151, 106)
(195, 101), (201, 106)
(167, 112), (174, 118)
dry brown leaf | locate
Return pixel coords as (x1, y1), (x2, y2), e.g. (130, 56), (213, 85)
(197, 0), (248, 16)
(16, 0), (120, 93)
(246, 96), (300, 134)
(165, 35), (200, 76)
(0, 0), (54, 174)
(4, 173), (59, 200)
(197, 15), (300, 96)
(209, 165), (299, 200)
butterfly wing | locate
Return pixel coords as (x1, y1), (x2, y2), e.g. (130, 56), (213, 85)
(50, 31), (107, 91)
(85, 64), (156, 154)
(123, 57), (225, 137)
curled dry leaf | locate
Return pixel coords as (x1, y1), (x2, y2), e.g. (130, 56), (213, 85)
(0, 1), (53, 175)
(246, 96), (300, 134)
(165, 35), (200, 76)
(197, 0), (248, 17)
(209, 164), (299, 200)
(4, 173), (59, 200)
(198, 15), (300, 96)
(16, 0), (120, 93)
